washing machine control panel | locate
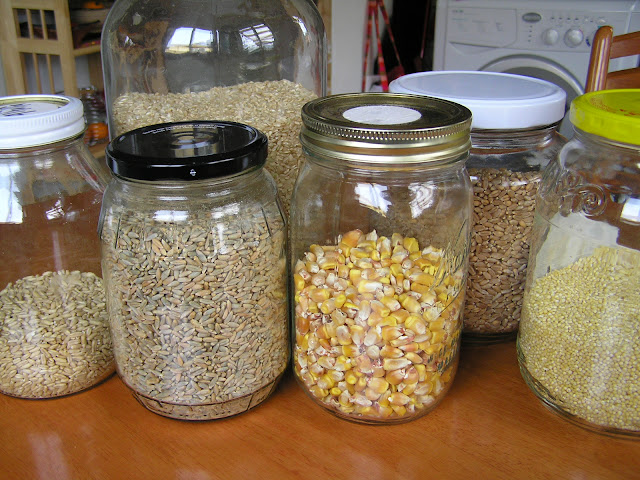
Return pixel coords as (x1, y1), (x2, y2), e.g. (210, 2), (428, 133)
(446, 6), (633, 52)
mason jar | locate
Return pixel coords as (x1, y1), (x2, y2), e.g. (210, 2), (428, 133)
(101, 0), (326, 215)
(290, 93), (472, 424)
(518, 89), (640, 438)
(0, 95), (114, 399)
(391, 71), (567, 343)
(99, 121), (288, 420)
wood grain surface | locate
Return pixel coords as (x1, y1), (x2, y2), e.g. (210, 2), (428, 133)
(1, 341), (638, 480)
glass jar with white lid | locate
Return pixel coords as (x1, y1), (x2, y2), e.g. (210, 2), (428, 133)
(0, 95), (114, 399)
(391, 71), (567, 343)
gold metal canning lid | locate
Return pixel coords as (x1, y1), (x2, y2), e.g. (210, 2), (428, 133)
(300, 93), (472, 164)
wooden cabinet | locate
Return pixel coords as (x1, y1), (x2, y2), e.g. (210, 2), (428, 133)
(0, 0), (104, 98)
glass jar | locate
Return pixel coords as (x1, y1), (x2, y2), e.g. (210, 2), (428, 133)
(0, 94), (114, 399)
(290, 93), (472, 424)
(518, 89), (640, 438)
(99, 121), (288, 420)
(391, 71), (567, 343)
(101, 0), (326, 216)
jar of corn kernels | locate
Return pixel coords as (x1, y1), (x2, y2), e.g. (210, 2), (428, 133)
(391, 71), (567, 343)
(100, 121), (288, 420)
(290, 93), (473, 424)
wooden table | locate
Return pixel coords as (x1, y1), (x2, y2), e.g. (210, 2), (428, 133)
(1, 341), (638, 480)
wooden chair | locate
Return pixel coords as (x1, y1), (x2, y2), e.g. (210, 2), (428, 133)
(585, 25), (640, 92)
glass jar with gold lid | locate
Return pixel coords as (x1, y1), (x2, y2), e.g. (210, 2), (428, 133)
(290, 93), (472, 424)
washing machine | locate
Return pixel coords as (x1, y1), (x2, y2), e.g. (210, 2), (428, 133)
(432, 0), (640, 136)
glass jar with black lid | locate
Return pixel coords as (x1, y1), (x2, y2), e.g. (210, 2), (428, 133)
(99, 121), (288, 420)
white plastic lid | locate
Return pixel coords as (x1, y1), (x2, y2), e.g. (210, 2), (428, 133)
(0, 95), (85, 149)
(389, 71), (567, 130)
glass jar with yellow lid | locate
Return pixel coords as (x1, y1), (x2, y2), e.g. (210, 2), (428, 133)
(518, 90), (640, 438)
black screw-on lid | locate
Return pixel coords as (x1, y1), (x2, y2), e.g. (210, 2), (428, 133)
(106, 121), (268, 181)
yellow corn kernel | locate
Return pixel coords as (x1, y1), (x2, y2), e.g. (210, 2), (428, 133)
(349, 268), (362, 286)
(390, 232), (403, 246)
(341, 229), (363, 248)
(337, 264), (350, 279)
(441, 367), (453, 383)
(343, 300), (358, 310)
(336, 325), (352, 346)
(299, 333), (309, 351)
(400, 295), (421, 314)
(402, 383), (417, 396)
(429, 318), (445, 331)
(404, 352), (423, 364)
(355, 376), (367, 392)
(403, 237), (419, 253)
(377, 405), (394, 418)
(370, 300), (390, 318)
(444, 275), (456, 287)
(294, 273), (306, 292)
(422, 343), (441, 355)
(431, 330), (445, 344)
(404, 314), (426, 334)
(320, 298), (337, 314)
(404, 366), (420, 384)
(358, 279), (382, 294)
(381, 325), (402, 342)
(306, 302), (319, 314)
(332, 293), (346, 309)
(368, 377), (390, 395)
(317, 374), (336, 390)
(345, 370), (358, 385)
(381, 296), (402, 312)
(317, 257), (336, 270)
(383, 357), (412, 371)
(385, 369), (405, 385)
(342, 344), (359, 358)
(379, 316), (398, 327)
(295, 316), (310, 335)
(355, 405), (376, 416)
(389, 263), (403, 277)
(349, 325), (365, 345)
(380, 345), (404, 358)
(350, 247), (370, 260)
(437, 292), (449, 304)
(415, 364), (427, 382)
(389, 391), (411, 406)
(309, 385), (329, 399)
(409, 251), (422, 261)
(309, 287), (331, 304)
(330, 387), (342, 397)
(413, 257), (432, 270)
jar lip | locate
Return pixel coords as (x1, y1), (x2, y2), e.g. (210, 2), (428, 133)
(106, 121), (268, 181)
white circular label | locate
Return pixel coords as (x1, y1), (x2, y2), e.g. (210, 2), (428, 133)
(343, 105), (422, 125)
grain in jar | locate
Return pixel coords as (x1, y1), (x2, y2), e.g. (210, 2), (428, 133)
(518, 90), (640, 438)
(101, 0), (327, 216)
(0, 95), (114, 399)
(291, 93), (472, 424)
(391, 71), (567, 342)
(100, 121), (288, 420)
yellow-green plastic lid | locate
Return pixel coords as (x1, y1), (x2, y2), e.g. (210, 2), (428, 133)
(570, 89), (640, 146)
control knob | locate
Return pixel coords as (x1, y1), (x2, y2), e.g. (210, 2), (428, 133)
(542, 29), (560, 45)
(564, 28), (584, 47)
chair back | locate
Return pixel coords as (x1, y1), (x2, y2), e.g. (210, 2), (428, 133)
(585, 26), (640, 93)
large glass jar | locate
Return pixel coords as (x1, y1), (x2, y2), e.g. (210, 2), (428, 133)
(518, 90), (640, 438)
(99, 121), (288, 420)
(391, 71), (567, 343)
(0, 95), (114, 399)
(290, 93), (472, 424)
(101, 0), (326, 215)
